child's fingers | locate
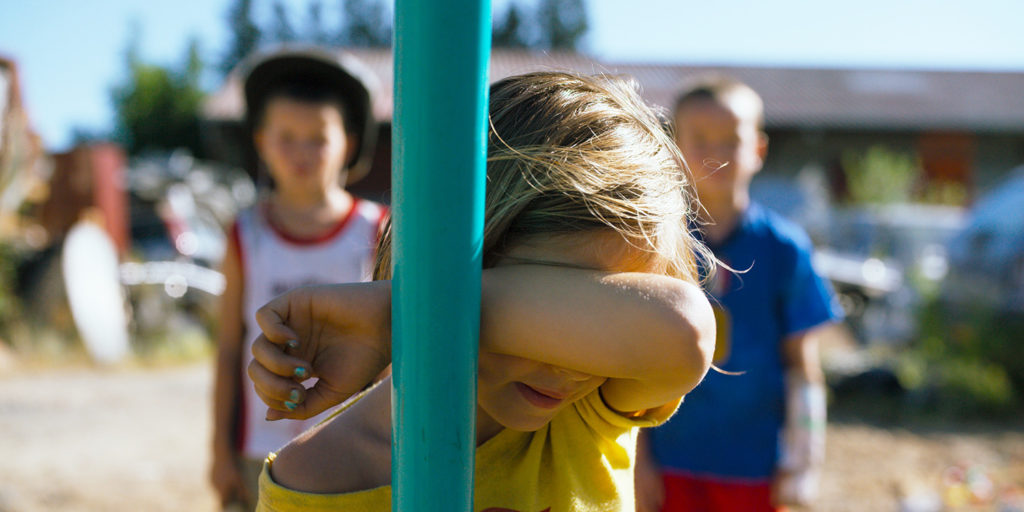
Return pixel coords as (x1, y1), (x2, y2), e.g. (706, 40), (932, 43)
(247, 359), (306, 405)
(285, 382), (347, 419)
(254, 295), (301, 345)
(250, 367), (356, 420)
(250, 334), (310, 379)
(247, 362), (315, 420)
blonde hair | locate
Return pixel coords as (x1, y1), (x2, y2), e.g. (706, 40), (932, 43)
(375, 71), (711, 284)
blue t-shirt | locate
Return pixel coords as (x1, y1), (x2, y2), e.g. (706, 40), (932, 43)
(650, 202), (842, 480)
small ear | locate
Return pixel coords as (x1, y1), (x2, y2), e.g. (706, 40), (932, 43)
(253, 130), (266, 154)
(344, 133), (360, 168)
(752, 131), (769, 175)
(757, 131), (769, 161)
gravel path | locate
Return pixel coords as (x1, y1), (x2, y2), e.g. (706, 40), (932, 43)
(0, 364), (217, 512)
(0, 362), (1021, 511)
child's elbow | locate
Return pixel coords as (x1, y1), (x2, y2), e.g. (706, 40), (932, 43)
(660, 281), (716, 394)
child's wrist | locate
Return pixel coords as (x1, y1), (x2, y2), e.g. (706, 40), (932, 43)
(779, 372), (826, 471)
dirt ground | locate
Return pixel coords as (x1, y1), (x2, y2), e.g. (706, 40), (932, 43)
(0, 357), (1022, 512)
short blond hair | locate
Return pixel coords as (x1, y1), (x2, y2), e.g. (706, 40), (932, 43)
(673, 74), (764, 130)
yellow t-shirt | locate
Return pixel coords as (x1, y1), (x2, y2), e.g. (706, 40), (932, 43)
(257, 390), (680, 512)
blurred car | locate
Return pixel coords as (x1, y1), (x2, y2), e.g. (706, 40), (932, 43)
(120, 150), (255, 342)
(942, 166), (1024, 314)
(752, 174), (966, 344)
(820, 203), (964, 344)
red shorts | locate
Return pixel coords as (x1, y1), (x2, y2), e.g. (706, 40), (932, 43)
(660, 471), (785, 512)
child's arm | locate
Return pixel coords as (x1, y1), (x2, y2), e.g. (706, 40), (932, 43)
(774, 328), (827, 506)
(210, 231), (251, 505)
(481, 264), (715, 414)
(248, 265), (714, 419)
(634, 430), (666, 512)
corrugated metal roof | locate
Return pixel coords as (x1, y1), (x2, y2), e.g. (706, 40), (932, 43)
(202, 48), (1024, 132)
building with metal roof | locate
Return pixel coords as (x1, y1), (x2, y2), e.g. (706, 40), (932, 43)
(201, 48), (1024, 203)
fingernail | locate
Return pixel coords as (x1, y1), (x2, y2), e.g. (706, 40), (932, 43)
(289, 389), (301, 403)
(286, 339), (300, 351)
(284, 400), (297, 411)
(293, 367), (308, 379)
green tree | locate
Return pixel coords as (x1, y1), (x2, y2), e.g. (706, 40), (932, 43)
(841, 145), (919, 204)
(493, 2), (531, 48)
(112, 36), (206, 157)
(219, 0), (261, 77)
(306, 0), (331, 45)
(537, 0), (588, 50)
(271, 1), (297, 43)
(340, 0), (391, 47)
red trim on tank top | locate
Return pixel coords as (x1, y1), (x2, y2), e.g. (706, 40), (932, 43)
(263, 198), (362, 246)
(375, 206), (389, 245)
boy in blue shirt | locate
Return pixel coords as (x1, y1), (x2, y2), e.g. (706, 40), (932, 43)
(636, 75), (843, 511)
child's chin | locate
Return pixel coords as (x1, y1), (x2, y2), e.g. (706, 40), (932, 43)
(500, 413), (557, 433)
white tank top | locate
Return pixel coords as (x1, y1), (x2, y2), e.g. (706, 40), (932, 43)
(232, 198), (386, 458)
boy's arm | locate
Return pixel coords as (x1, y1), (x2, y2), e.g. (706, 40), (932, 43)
(781, 327), (824, 383)
(775, 327), (827, 506)
(210, 229), (249, 502)
(635, 430), (666, 512)
(481, 264), (716, 414)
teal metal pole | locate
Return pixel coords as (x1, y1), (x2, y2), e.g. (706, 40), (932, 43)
(391, 0), (490, 510)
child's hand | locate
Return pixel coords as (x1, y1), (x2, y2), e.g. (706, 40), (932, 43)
(773, 467), (821, 507)
(209, 450), (251, 506)
(247, 281), (391, 420)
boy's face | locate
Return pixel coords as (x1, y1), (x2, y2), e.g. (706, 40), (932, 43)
(254, 97), (354, 195)
(674, 97), (766, 207)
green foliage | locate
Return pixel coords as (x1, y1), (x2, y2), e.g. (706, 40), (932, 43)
(219, 0), (261, 77)
(919, 180), (968, 206)
(306, 1), (330, 46)
(901, 299), (1024, 417)
(111, 37), (206, 157)
(131, 314), (214, 363)
(271, 1), (297, 43)
(215, 0), (593, 67)
(341, 0), (391, 48)
(933, 360), (1015, 416)
(0, 242), (23, 337)
(841, 145), (919, 205)
(537, 0), (589, 50)
(492, 0), (590, 50)
(493, 3), (530, 48)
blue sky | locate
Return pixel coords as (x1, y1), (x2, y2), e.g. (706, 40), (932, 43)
(3, 0), (1024, 152)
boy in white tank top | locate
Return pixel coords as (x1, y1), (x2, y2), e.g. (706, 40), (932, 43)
(210, 47), (386, 511)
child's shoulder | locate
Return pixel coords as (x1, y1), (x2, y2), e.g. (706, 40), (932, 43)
(270, 381), (392, 494)
(351, 197), (388, 222)
(230, 199), (265, 228)
(745, 202), (814, 252)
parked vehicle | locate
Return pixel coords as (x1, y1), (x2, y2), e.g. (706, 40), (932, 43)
(752, 175), (966, 344)
(120, 150), (255, 347)
(942, 166), (1024, 315)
